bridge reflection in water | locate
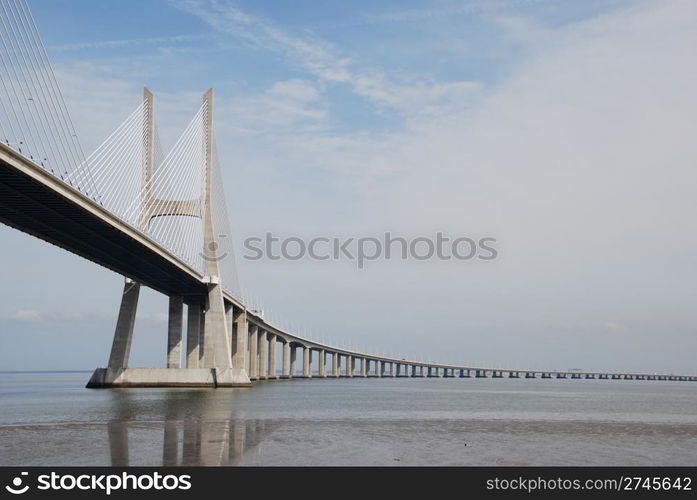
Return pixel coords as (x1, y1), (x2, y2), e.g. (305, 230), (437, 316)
(105, 390), (270, 466)
(107, 418), (268, 466)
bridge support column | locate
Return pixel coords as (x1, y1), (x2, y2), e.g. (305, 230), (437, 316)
(361, 358), (367, 377)
(347, 356), (354, 377)
(267, 334), (276, 379)
(167, 296), (183, 368)
(258, 330), (268, 380)
(107, 279), (140, 369)
(232, 309), (248, 375)
(249, 325), (258, 380)
(289, 345), (297, 377)
(334, 353), (341, 378)
(202, 283), (232, 372)
(319, 349), (327, 377)
(224, 302), (233, 356)
(303, 347), (312, 378)
(186, 303), (202, 368)
(282, 341), (290, 378)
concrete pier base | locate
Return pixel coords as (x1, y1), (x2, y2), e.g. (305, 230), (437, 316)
(86, 367), (252, 388)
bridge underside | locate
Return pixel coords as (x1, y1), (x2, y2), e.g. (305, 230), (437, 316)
(0, 155), (207, 304)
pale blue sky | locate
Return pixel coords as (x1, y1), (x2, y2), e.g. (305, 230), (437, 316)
(1, 0), (696, 373)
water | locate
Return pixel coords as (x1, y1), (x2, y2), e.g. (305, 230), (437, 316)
(1, 372), (696, 466)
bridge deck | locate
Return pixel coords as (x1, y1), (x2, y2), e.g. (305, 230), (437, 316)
(0, 144), (207, 304)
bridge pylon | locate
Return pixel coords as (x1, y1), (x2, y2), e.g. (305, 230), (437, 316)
(87, 88), (250, 388)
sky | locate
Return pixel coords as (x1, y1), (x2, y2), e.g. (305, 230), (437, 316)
(0, 0), (695, 373)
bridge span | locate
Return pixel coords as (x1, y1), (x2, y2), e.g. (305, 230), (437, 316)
(0, 0), (694, 388)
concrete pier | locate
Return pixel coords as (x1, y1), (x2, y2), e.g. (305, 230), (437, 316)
(87, 367), (250, 388)
(303, 347), (312, 378)
(347, 355), (354, 377)
(166, 296), (183, 368)
(289, 344), (297, 378)
(268, 335), (276, 379)
(258, 330), (268, 380)
(282, 341), (290, 378)
(249, 325), (258, 380)
(319, 349), (327, 377)
(107, 279), (140, 370)
(232, 309), (247, 375)
(333, 353), (340, 378)
(186, 303), (202, 368)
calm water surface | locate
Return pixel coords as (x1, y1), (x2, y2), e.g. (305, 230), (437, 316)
(1, 372), (696, 466)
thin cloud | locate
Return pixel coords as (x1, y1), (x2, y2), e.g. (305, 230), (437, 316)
(50, 33), (213, 52)
(169, 0), (481, 121)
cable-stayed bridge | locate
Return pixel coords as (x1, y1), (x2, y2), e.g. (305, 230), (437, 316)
(0, 0), (694, 386)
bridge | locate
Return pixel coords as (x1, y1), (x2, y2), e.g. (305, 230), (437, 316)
(0, 0), (694, 387)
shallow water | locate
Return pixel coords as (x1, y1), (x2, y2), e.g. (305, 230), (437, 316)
(1, 372), (696, 465)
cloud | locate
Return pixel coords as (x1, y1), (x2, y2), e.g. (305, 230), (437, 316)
(366, 0), (559, 24)
(1, 309), (170, 324)
(231, 0), (697, 371)
(50, 34), (213, 52)
(13, 310), (41, 321)
(224, 79), (328, 133)
(147, 312), (169, 323)
(603, 322), (628, 333)
(169, 0), (481, 122)
(1, 310), (115, 323)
